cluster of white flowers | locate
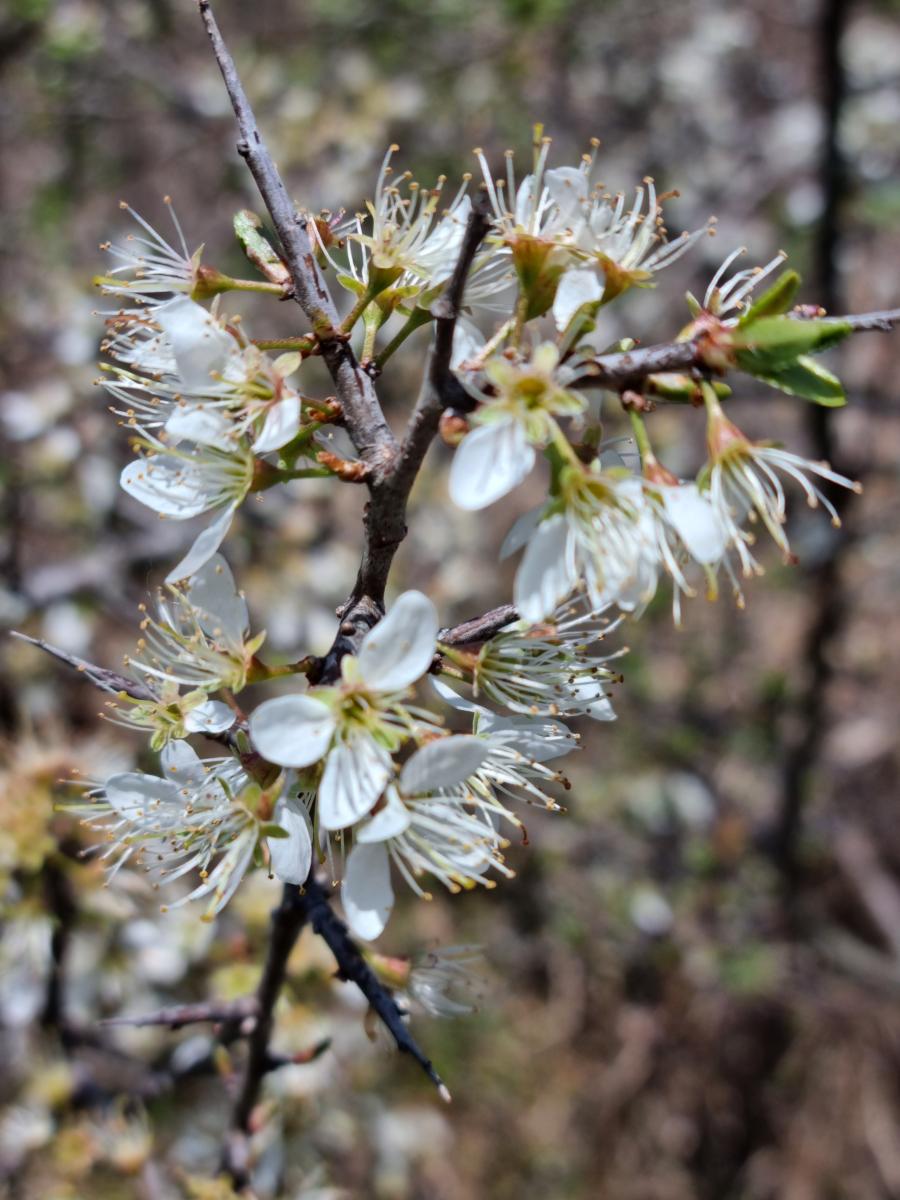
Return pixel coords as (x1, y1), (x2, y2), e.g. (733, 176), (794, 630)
(81, 132), (859, 945)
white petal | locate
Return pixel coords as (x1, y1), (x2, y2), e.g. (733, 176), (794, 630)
(515, 174), (536, 227)
(249, 694), (335, 768)
(552, 269), (602, 330)
(662, 484), (728, 564)
(104, 772), (181, 819)
(313, 425), (359, 461)
(342, 842), (393, 941)
(399, 735), (488, 795)
(120, 456), (210, 519)
(155, 297), (235, 392)
(356, 590), (438, 693)
(499, 504), (544, 561)
(449, 419), (536, 511)
(184, 699), (236, 734)
(252, 393), (301, 454)
(429, 676), (485, 715)
(545, 166), (590, 225)
(164, 407), (235, 450)
(165, 504), (237, 584)
(478, 712), (577, 762)
(514, 515), (574, 622)
(160, 739), (205, 786)
(318, 734), (392, 831)
(450, 317), (485, 370)
(267, 801), (313, 886)
(183, 554), (248, 644)
(356, 787), (412, 843)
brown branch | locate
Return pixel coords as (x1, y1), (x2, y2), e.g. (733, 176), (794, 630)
(299, 876), (450, 1100)
(439, 604), (519, 646)
(343, 201), (493, 614)
(572, 306), (900, 392)
(101, 997), (260, 1031)
(222, 883), (309, 1186)
(198, 0), (396, 469)
(9, 631), (154, 700)
(391, 193), (494, 496)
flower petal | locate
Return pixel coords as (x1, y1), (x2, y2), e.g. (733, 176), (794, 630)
(164, 407), (235, 451)
(267, 800), (313, 886)
(662, 484), (728, 564)
(399, 735), (489, 795)
(165, 503), (237, 584)
(514, 515), (573, 622)
(155, 296), (235, 392)
(356, 590), (438, 693)
(183, 554), (249, 644)
(252, 393), (301, 454)
(552, 268), (602, 330)
(104, 772), (182, 819)
(356, 787), (412, 843)
(545, 166), (590, 224)
(342, 842), (393, 941)
(184, 699), (236, 735)
(449, 419), (535, 511)
(249, 694), (336, 768)
(318, 734), (392, 831)
(120, 456), (210, 519)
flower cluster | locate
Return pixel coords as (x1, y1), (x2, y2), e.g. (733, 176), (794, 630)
(75, 131), (860, 948)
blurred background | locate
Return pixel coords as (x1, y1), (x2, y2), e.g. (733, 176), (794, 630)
(2, 0), (900, 1196)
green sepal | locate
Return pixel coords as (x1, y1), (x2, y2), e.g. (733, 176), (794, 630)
(685, 291), (702, 318)
(737, 270), (801, 326)
(646, 373), (731, 404)
(336, 273), (368, 296)
(259, 822), (290, 839)
(750, 355), (847, 407)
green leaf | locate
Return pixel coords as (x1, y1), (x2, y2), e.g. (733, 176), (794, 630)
(233, 209), (291, 287)
(751, 355), (847, 406)
(734, 316), (852, 371)
(737, 269), (801, 325)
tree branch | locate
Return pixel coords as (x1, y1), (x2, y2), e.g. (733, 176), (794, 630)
(439, 603), (519, 646)
(9, 631), (154, 700)
(343, 202), (493, 614)
(222, 883), (309, 1186)
(299, 876), (450, 1100)
(198, 0), (395, 468)
(572, 306), (900, 392)
(101, 997), (260, 1032)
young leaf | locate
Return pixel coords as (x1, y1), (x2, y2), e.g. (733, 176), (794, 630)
(734, 316), (853, 371)
(233, 209), (291, 288)
(737, 269), (801, 325)
(750, 355), (847, 406)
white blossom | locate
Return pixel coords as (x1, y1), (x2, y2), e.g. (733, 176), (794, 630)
(250, 592), (441, 833)
(82, 742), (268, 919)
(96, 199), (200, 307)
(449, 343), (586, 510)
(465, 597), (624, 720)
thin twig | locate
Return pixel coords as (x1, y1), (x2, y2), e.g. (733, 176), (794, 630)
(572, 306), (900, 392)
(101, 997), (260, 1031)
(300, 877), (450, 1100)
(439, 604), (519, 646)
(197, 0), (395, 469)
(222, 883), (309, 1185)
(9, 631), (154, 700)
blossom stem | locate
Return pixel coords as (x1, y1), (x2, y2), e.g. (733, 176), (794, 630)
(373, 308), (432, 369)
(223, 277), (289, 296)
(252, 336), (316, 353)
(628, 409), (653, 464)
